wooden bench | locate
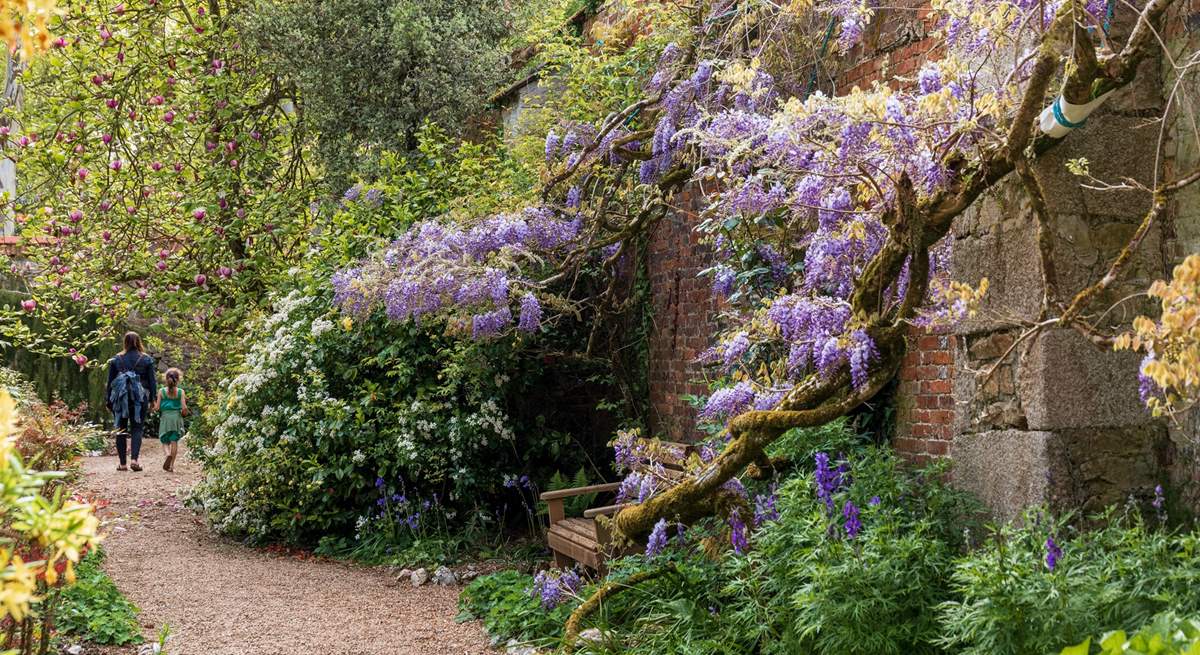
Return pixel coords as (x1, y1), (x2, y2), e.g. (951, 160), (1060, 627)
(541, 438), (694, 573)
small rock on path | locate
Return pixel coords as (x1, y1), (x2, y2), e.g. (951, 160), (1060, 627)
(80, 450), (493, 655)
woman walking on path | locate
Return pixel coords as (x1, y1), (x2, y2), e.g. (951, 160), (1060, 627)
(153, 367), (188, 472)
(106, 331), (157, 472)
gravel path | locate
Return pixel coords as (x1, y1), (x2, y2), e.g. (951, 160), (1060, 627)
(80, 449), (494, 655)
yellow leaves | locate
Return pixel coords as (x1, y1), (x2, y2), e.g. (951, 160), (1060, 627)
(0, 389), (101, 621)
(0, 0), (58, 58)
(1117, 254), (1200, 417)
(0, 551), (36, 622)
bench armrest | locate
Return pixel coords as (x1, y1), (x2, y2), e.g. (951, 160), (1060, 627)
(539, 482), (621, 501)
(583, 503), (631, 519)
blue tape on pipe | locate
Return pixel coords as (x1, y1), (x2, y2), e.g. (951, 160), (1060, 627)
(1052, 97), (1088, 130)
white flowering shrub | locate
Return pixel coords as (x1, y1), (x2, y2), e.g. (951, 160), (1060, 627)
(190, 286), (580, 544)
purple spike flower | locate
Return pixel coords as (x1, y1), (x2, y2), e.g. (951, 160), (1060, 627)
(1045, 536), (1062, 571)
(729, 508), (749, 554)
(843, 500), (861, 539)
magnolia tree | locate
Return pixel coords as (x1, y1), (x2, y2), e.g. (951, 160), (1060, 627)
(0, 0), (314, 359)
(338, 0), (1197, 564)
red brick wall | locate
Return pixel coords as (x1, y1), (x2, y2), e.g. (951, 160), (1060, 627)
(646, 186), (719, 442)
(893, 329), (956, 464)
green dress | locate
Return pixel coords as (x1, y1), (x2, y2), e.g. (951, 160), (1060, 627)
(157, 388), (185, 444)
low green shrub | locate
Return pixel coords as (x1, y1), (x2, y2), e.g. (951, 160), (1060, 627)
(940, 510), (1200, 655)
(458, 570), (575, 648)
(191, 285), (616, 547)
(1059, 613), (1200, 654)
(463, 428), (1200, 655)
(55, 549), (143, 646)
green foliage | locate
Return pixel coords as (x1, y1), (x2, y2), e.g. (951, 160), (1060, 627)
(312, 124), (535, 269)
(766, 417), (866, 465)
(238, 0), (512, 186)
(190, 283), (609, 545)
(462, 426), (1200, 655)
(5, 0), (316, 358)
(542, 469), (595, 517)
(55, 549), (143, 646)
(458, 570), (575, 648)
(1060, 613), (1200, 655)
(503, 1), (688, 166)
(939, 510), (1200, 655)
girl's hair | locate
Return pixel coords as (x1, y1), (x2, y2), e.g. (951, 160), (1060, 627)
(165, 367), (182, 390)
(123, 331), (143, 353)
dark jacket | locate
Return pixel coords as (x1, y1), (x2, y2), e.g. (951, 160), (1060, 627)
(105, 351), (157, 413)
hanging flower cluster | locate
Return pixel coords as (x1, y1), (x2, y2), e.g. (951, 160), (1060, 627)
(332, 207), (581, 337)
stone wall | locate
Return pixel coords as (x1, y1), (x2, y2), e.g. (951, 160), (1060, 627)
(1162, 2), (1200, 510)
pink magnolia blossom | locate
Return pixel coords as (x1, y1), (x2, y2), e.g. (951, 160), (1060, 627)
(20, 299), (36, 312)
(162, 110), (176, 124)
(68, 210), (83, 223)
(194, 274), (207, 287)
(102, 230), (112, 241)
(110, 160), (122, 171)
(76, 168), (89, 180)
(73, 354), (89, 371)
(192, 207), (207, 222)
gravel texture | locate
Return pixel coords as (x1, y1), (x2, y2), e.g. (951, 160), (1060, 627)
(79, 449), (494, 655)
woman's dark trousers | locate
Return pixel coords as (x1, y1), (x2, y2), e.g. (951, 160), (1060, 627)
(115, 415), (144, 465)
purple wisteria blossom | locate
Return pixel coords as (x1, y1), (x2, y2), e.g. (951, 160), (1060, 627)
(518, 294), (542, 333)
(645, 518), (670, 557)
(530, 568), (582, 609)
(699, 382), (756, 421)
(332, 206), (582, 338)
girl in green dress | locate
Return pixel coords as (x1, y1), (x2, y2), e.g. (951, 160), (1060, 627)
(153, 368), (188, 472)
